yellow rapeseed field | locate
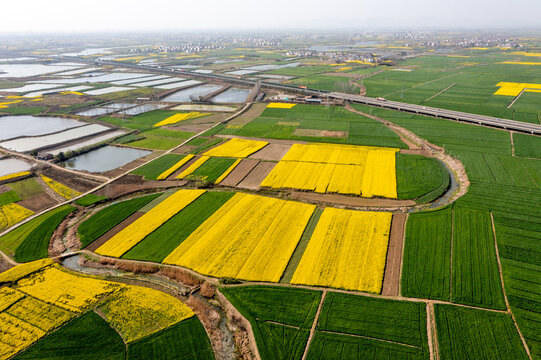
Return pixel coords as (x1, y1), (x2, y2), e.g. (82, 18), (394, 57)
(0, 312), (45, 359)
(266, 102), (296, 109)
(494, 81), (541, 96)
(176, 156), (210, 179)
(497, 61), (541, 66)
(6, 296), (73, 332)
(0, 171), (30, 182)
(96, 189), (205, 257)
(40, 175), (81, 200)
(202, 138), (268, 158)
(0, 203), (34, 231)
(164, 193), (315, 282)
(1, 261), (200, 358)
(153, 112), (210, 127)
(100, 286), (194, 343)
(0, 288), (25, 312)
(156, 154), (195, 180)
(0, 258), (55, 283)
(14, 265), (122, 313)
(261, 143), (398, 198)
(291, 208), (392, 293)
(215, 158), (241, 184)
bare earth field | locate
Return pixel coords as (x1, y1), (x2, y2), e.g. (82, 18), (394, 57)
(220, 159), (260, 187)
(236, 161), (276, 190)
(249, 143), (291, 161)
(381, 213), (407, 296)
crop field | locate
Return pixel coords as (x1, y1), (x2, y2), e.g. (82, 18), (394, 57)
(5, 178), (43, 200)
(40, 175), (81, 200)
(402, 207), (452, 301)
(0, 203), (33, 231)
(0, 260), (212, 359)
(452, 206), (506, 309)
(127, 317), (215, 360)
(0, 190), (21, 206)
(314, 292), (429, 358)
(291, 208), (392, 293)
(218, 104), (407, 148)
(14, 311), (126, 360)
(164, 193), (315, 282)
(435, 304), (529, 360)
(74, 194), (107, 207)
(184, 157), (239, 183)
(156, 154), (194, 180)
(514, 133), (541, 158)
(122, 191), (235, 262)
(96, 189), (205, 257)
(352, 104), (512, 155)
(0, 205), (75, 262)
(131, 153), (184, 180)
(153, 111), (210, 127)
(261, 143), (399, 198)
(396, 154), (450, 202)
(77, 193), (161, 248)
(202, 137), (269, 157)
(222, 286), (321, 360)
(492, 212), (541, 359)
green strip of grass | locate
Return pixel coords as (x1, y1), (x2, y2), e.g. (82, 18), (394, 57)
(122, 191), (234, 262)
(131, 154), (183, 180)
(186, 157), (237, 183)
(77, 193), (161, 248)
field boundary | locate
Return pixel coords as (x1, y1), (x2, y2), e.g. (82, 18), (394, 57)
(423, 83), (456, 103)
(490, 212), (532, 359)
(301, 290), (326, 360)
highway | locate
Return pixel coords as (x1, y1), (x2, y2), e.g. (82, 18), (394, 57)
(66, 57), (541, 136)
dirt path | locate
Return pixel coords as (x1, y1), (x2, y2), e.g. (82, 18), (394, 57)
(382, 213), (407, 296)
(423, 83), (456, 103)
(301, 290), (326, 360)
(426, 302), (440, 360)
(383, 72), (461, 98)
(490, 213), (532, 359)
(511, 132), (516, 156)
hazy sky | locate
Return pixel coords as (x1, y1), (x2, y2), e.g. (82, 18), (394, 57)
(2, 0), (541, 33)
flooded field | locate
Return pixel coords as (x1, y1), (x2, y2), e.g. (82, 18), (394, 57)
(211, 87), (250, 103)
(4, 83), (65, 93)
(0, 115), (86, 141)
(133, 77), (179, 87)
(0, 158), (32, 177)
(154, 79), (201, 90)
(84, 86), (133, 95)
(163, 84), (223, 102)
(60, 145), (151, 172)
(49, 130), (126, 155)
(111, 74), (167, 85)
(0, 124), (111, 152)
(117, 104), (166, 116)
(0, 63), (83, 78)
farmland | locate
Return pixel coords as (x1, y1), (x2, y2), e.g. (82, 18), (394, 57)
(0, 261), (213, 359)
(291, 208), (392, 293)
(1, 35), (541, 360)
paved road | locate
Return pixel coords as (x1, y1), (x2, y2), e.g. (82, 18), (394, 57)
(64, 56), (541, 136)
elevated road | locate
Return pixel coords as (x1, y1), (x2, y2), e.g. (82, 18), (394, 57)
(65, 57), (541, 135)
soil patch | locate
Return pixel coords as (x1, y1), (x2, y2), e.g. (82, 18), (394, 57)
(236, 162), (276, 190)
(288, 191), (416, 209)
(42, 167), (103, 192)
(381, 213), (407, 296)
(94, 179), (182, 199)
(17, 192), (58, 212)
(226, 102), (266, 127)
(219, 159), (260, 187)
(249, 143), (291, 161)
(85, 211), (145, 252)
